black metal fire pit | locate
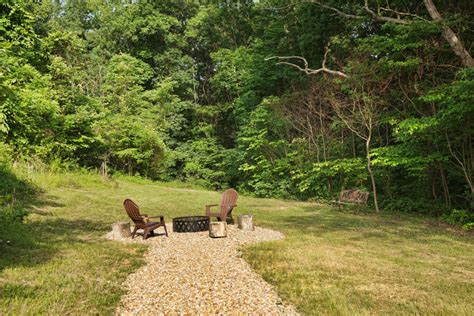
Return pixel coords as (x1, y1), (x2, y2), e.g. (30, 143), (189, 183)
(172, 216), (210, 233)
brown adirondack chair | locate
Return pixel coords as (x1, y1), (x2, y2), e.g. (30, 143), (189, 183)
(123, 199), (168, 240)
(205, 189), (238, 223)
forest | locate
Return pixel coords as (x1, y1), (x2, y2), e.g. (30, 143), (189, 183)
(1, 0), (473, 227)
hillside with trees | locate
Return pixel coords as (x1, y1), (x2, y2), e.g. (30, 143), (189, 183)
(1, 0), (473, 225)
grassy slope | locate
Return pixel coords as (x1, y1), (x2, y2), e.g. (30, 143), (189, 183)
(0, 172), (473, 315)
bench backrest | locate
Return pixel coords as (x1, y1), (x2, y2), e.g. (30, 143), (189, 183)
(339, 189), (369, 204)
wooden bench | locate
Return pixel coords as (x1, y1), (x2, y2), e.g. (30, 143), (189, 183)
(333, 189), (369, 211)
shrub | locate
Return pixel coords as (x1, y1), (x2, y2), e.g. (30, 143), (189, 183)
(382, 197), (443, 214)
(463, 222), (474, 232)
(442, 209), (474, 226)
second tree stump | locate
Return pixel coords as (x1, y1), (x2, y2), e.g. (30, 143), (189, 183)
(238, 214), (254, 231)
(209, 222), (227, 238)
(111, 222), (132, 238)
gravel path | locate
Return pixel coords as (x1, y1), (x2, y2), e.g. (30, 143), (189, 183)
(110, 224), (298, 315)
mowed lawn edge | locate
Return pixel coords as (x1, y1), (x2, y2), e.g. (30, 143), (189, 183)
(1, 171), (473, 315)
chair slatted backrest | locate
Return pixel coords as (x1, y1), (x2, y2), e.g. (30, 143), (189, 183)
(123, 199), (145, 224)
(219, 189), (238, 214)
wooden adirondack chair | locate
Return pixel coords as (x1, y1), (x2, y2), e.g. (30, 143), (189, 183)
(123, 199), (168, 240)
(205, 189), (238, 224)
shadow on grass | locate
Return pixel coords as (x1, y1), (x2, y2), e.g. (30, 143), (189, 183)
(0, 283), (40, 300)
(0, 167), (40, 220)
(0, 216), (106, 272)
(0, 168), (106, 272)
(277, 205), (470, 244)
(0, 168), (100, 274)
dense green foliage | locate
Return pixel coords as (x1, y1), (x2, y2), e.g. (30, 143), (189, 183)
(1, 0), (473, 222)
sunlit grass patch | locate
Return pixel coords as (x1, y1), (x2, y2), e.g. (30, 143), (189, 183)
(0, 171), (473, 314)
(243, 207), (474, 315)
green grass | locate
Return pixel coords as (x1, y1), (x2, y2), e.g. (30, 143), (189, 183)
(1, 171), (473, 315)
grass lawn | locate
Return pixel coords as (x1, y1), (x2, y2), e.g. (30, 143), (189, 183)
(1, 171), (473, 315)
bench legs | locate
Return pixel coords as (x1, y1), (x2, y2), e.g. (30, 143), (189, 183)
(335, 203), (366, 212)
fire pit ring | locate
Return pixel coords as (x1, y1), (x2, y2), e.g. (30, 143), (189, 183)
(173, 216), (210, 233)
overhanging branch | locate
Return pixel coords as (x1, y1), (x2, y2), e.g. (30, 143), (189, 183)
(265, 46), (348, 78)
(305, 0), (472, 67)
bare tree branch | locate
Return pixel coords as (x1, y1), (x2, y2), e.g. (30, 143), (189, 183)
(305, 0), (473, 68)
(309, 1), (361, 19)
(446, 132), (474, 193)
(265, 46), (348, 78)
(423, 0), (474, 68)
(362, 0), (410, 25)
(267, 1), (474, 70)
(303, 0), (421, 24)
(378, 7), (429, 21)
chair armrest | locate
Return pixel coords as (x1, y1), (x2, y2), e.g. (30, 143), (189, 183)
(146, 215), (165, 221)
(224, 204), (237, 211)
(205, 204), (218, 216)
(206, 213), (221, 217)
(205, 204), (218, 211)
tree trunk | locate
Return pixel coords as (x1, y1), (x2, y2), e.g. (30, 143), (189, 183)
(352, 132), (356, 158)
(128, 160), (133, 176)
(423, 0), (474, 68)
(100, 160), (108, 180)
(366, 135), (380, 213)
(319, 102), (328, 161)
(439, 163), (451, 208)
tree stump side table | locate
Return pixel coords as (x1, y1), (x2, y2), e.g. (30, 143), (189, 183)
(237, 214), (254, 231)
(209, 222), (228, 238)
(111, 222), (131, 238)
